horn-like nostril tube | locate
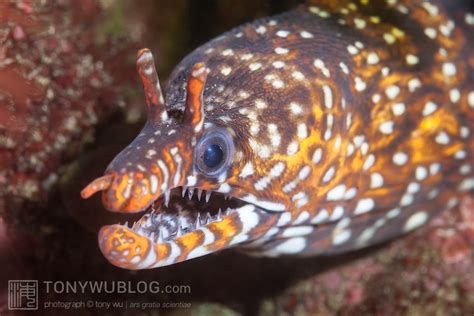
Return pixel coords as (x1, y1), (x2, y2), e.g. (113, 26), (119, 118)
(81, 174), (114, 199)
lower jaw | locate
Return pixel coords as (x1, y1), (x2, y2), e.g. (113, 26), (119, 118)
(98, 203), (274, 269)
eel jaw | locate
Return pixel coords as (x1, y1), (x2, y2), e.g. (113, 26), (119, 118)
(98, 187), (278, 269)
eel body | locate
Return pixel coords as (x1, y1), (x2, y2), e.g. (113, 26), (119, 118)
(82, 0), (474, 269)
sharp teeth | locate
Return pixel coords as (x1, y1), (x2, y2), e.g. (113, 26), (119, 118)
(205, 191), (211, 203)
(164, 190), (170, 207)
(195, 213), (201, 228)
(182, 186), (187, 197)
(224, 195), (229, 200)
(217, 208), (222, 220)
(124, 221), (129, 227)
(188, 188), (194, 200)
(206, 212), (212, 224)
(197, 189), (203, 200)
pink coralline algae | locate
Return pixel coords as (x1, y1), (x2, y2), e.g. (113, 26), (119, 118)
(0, 0), (129, 212)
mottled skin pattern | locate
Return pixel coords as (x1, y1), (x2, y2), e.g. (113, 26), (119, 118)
(82, 0), (474, 269)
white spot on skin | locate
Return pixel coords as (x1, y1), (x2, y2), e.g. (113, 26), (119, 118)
(221, 66), (232, 76)
(379, 121), (394, 134)
(442, 62), (456, 77)
(367, 52), (380, 64)
(273, 237), (306, 254)
(449, 89), (460, 103)
(460, 164), (471, 175)
(405, 54), (419, 65)
(311, 209), (329, 224)
(422, 101), (438, 116)
(287, 141), (299, 156)
(354, 18), (366, 29)
(391, 103), (406, 116)
(425, 27), (437, 39)
(385, 85), (400, 99)
(239, 162), (254, 178)
(313, 59), (330, 77)
(400, 193), (414, 206)
(370, 173), (384, 189)
(469, 91), (474, 108)
(249, 63), (262, 71)
(322, 166), (336, 183)
(241, 53), (253, 60)
(383, 32), (396, 44)
(416, 166), (428, 180)
(149, 175), (158, 194)
(298, 166), (311, 180)
(330, 206), (345, 221)
(312, 148), (323, 164)
(354, 77), (366, 91)
(333, 230), (351, 245)
(459, 178), (474, 192)
(270, 162), (286, 178)
(455, 150), (467, 160)
(404, 211), (429, 232)
(272, 61), (285, 69)
(435, 131), (450, 145)
(407, 182), (420, 194)
(339, 62), (349, 74)
(300, 30), (313, 38)
(393, 152), (408, 165)
(277, 212), (292, 226)
(322, 85), (333, 108)
(354, 198), (375, 215)
(282, 226), (313, 238)
(276, 30), (290, 37)
(256, 25), (267, 34)
(297, 123), (308, 139)
(292, 71), (305, 80)
(275, 47), (289, 54)
(347, 45), (359, 55)
(289, 102), (303, 115)
(363, 154), (375, 171)
(408, 78), (422, 92)
(430, 163), (441, 175)
(272, 79), (284, 89)
(327, 184), (346, 201)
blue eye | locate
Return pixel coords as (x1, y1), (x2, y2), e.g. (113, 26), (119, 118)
(204, 144), (224, 168)
(195, 128), (235, 177)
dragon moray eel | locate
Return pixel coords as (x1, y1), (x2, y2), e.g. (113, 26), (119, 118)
(82, 0), (474, 269)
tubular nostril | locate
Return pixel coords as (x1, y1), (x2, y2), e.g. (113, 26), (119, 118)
(81, 174), (114, 199)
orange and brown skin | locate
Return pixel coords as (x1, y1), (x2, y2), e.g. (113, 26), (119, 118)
(82, 0), (473, 269)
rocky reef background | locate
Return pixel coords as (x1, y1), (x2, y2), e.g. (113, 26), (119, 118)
(0, 0), (473, 315)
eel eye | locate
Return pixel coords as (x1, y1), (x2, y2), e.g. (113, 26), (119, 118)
(204, 144), (224, 168)
(195, 128), (234, 177)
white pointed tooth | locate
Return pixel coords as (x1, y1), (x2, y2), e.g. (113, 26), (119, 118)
(224, 195), (229, 200)
(195, 213), (201, 228)
(124, 221), (129, 227)
(197, 189), (203, 200)
(188, 187), (195, 200)
(164, 190), (170, 207)
(217, 208), (223, 220)
(182, 186), (187, 197)
(205, 191), (212, 203)
(206, 212), (212, 224)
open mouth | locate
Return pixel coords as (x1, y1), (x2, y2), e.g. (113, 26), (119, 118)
(126, 187), (245, 243)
